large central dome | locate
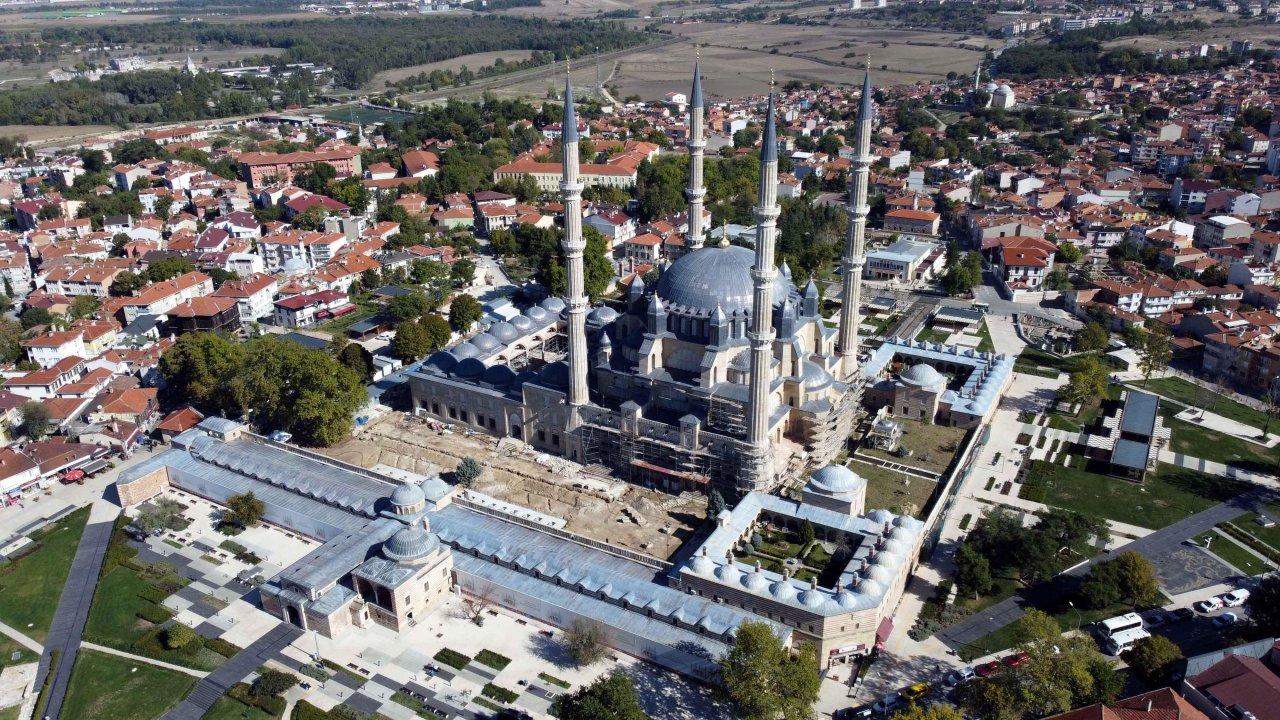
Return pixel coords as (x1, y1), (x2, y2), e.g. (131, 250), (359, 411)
(655, 244), (787, 316)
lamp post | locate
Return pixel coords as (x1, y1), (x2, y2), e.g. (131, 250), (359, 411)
(1068, 601), (1082, 632)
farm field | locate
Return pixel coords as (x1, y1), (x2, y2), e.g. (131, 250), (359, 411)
(365, 49), (536, 91)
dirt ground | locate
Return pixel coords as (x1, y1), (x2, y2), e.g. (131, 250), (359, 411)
(322, 413), (708, 560)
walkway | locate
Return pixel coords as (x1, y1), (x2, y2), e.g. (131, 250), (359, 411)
(36, 515), (115, 720)
(80, 641), (209, 679)
(160, 623), (303, 720)
(0, 619), (42, 654)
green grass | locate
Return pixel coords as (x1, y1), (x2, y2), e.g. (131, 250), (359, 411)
(1140, 377), (1269, 431)
(61, 649), (195, 720)
(915, 325), (952, 344)
(310, 301), (381, 335)
(433, 648), (471, 670)
(1021, 461), (1250, 530)
(0, 506), (90, 642)
(1234, 508), (1280, 554)
(860, 420), (969, 474)
(474, 649), (511, 671)
(201, 695), (279, 720)
(538, 672), (570, 689)
(0, 630), (37, 669)
(0, 705), (20, 720)
(390, 691), (431, 718)
(1165, 415), (1279, 474)
(1195, 530), (1271, 576)
(853, 460), (938, 519)
(1015, 347), (1076, 375)
(162, 539), (183, 549)
(84, 565), (224, 671)
(974, 319), (995, 353)
(957, 592), (1170, 662)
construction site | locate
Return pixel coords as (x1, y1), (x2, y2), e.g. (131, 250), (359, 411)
(322, 412), (710, 561)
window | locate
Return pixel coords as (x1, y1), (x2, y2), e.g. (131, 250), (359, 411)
(448, 407), (457, 419)
(552, 433), (560, 446)
(538, 429), (546, 442)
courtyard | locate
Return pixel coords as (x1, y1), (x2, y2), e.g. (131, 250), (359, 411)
(849, 460), (937, 519)
(858, 419), (969, 475)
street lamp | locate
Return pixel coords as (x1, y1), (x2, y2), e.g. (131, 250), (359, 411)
(1068, 601), (1081, 631)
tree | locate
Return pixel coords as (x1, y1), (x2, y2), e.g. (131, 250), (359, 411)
(421, 314), (452, 351)
(555, 672), (650, 720)
(799, 519), (816, 547)
(19, 306), (52, 330)
(1061, 356), (1109, 407)
(1124, 635), (1183, 685)
(890, 705), (964, 720)
(387, 291), (432, 323)
(448, 294), (482, 331)
(224, 492), (265, 528)
(229, 336), (366, 446)
(1111, 551), (1159, 606)
(337, 342), (374, 383)
(1056, 241), (1082, 264)
(1137, 325), (1172, 387)
(135, 498), (184, 534)
(942, 251), (982, 296)
(1075, 322), (1109, 352)
(159, 332), (246, 414)
(19, 401), (50, 439)
(706, 489), (726, 519)
(1246, 575), (1280, 636)
(110, 271), (146, 296)
(164, 624), (196, 650)
(207, 268), (239, 289)
(455, 456), (482, 486)
(392, 321), (432, 361)
(954, 542), (992, 598)
(69, 295), (100, 321)
(720, 621), (820, 720)
(252, 669), (299, 697)
(143, 255), (196, 283)
(291, 205), (331, 231)
(1045, 270), (1072, 291)
(451, 258), (476, 286)
(563, 619), (608, 666)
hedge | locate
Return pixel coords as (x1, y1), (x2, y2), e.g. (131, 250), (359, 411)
(433, 648), (471, 670)
(481, 682), (520, 703)
(1218, 522), (1280, 565)
(205, 637), (241, 658)
(538, 672), (570, 689)
(474, 649), (511, 671)
(136, 603), (175, 625)
(137, 583), (171, 604)
(229, 682), (287, 715)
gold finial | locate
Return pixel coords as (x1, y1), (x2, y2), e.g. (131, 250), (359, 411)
(696, 45), (700, 62)
(770, 68), (776, 91)
(719, 219), (730, 248)
(866, 52), (872, 69)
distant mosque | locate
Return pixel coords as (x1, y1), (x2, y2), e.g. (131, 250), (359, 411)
(409, 66), (881, 494)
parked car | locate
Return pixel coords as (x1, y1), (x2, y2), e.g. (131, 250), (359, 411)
(1002, 652), (1030, 668)
(1219, 589), (1250, 608)
(1167, 608), (1195, 623)
(1212, 613), (1238, 628)
(837, 706), (874, 719)
(975, 661), (1003, 678)
(1144, 613), (1167, 629)
(903, 683), (929, 702)
(872, 693), (901, 715)
(945, 667), (976, 686)
(1195, 597), (1224, 613)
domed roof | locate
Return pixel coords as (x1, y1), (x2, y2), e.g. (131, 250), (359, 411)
(868, 509), (895, 524)
(424, 351), (457, 374)
(511, 370), (538, 391)
(540, 297), (565, 313)
(743, 564), (770, 592)
(998, 83), (1012, 93)
(421, 475), (453, 502)
(798, 582), (826, 608)
(835, 585), (860, 609)
(472, 333), (502, 352)
(867, 564), (894, 584)
(524, 306), (550, 323)
(689, 550), (714, 575)
(801, 361), (834, 392)
(454, 357), (486, 380)
(770, 577), (797, 601)
(884, 537), (908, 557)
(714, 560), (741, 584)
(451, 342), (480, 360)
(389, 480), (425, 509)
(489, 321), (519, 343)
(587, 306), (619, 324)
(510, 314), (535, 332)
(482, 364), (516, 387)
(899, 363), (945, 388)
(282, 258), (308, 273)
(383, 522), (439, 562)
(857, 578), (883, 597)
(807, 465), (863, 495)
(656, 244), (788, 316)
(538, 361), (570, 389)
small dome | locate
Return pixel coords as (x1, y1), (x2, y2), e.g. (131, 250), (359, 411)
(421, 476), (453, 502)
(389, 481), (425, 510)
(482, 364), (516, 388)
(868, 564), (894, 584)
(770, 577), (797, 602)
(524, 306), (550, 323)
(383, 522), (440, 562)
(715, 561), (741, 584)
(868, 509), (895, 524)
(510, 315), (535, 332)
(899, 363), (945, 388)
(801, 361), (833, 392)
(984, 81), (999, 91)
(472, 333), (502, 352)
(807, 465), (863, 495)
(451, 342), (480, 359)
(282, 258), (308, 274)
(423, 351), (457, 374)
(540, 297), (565, 313)
(511, 370), (538, 391)
(689, 551), (714, 575)
(857, 578), (883, 597)
(538, 361), (570, 389)
(798, 583), (826, 608)
(587, 306), (619, 324)
(454, 357), (486, 380)
(489, 321), (519, 343)
(884, 537), (908, 557)
(835, 585), (860, 609)
(743, 564), (770, 592)
(998, 84), (1012, 93)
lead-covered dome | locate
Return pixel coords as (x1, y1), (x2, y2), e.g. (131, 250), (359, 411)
(899, 363), (945, 389)
(383, 522), (440, 563)
(656, 245), (787, 316)
(807, 465), (863, 495)
(389, 481), (425, 514)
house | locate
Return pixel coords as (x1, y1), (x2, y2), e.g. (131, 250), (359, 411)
(166, 297), (242, 335)
(4, 357), (86, 399)
(993, 236), (1057, 298)
(237, 145), (361, 188)
(272, 290), (354, 328)
(1043, 688), (1208, 720)
(120, 272), (214, 322)
(1181, 638), (1280, 720)
(258, 230), (348, 271)
(884, 209), (941, 236)
(22, 330), (86, 369)
(91, 387), (159, 431)
(212, 272), (277, 322)
(623, 233), (663, 264)
(584, 211), (639, 251)
(0, 448), (42, 496)
(401, 150), (440, 178)
(154, 406), (205, 441)
(863, 237), (946, 283)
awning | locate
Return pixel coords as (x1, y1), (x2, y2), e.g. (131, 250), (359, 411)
(330, 304), (358, 317)
(875, 617), (894, 650)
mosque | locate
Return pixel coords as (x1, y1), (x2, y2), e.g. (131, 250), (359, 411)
(408, 64), (880, 494)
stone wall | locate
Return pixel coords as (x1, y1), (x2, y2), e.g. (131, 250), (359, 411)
(116, 467), (169, 507)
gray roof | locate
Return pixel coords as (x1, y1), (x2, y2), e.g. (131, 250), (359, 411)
(281, 332), (330, 351)
(1120, 391), (1159, 437)
(656, 244), (787, 316)
(1111, 438), (1151, 471)
(276, 516), (400, 594)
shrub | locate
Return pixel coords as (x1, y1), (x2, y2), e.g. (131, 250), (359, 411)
(164, 624), (197, 650)
(538, 672), (571, 689)
(475, 649), (511, 671)
(138, 584), (171, 603)
(219, 539), (248, 555)
(137, 603), (175, 625)
(230, 682), (287, 715)
(298, 663), (330, 682)
(481, 682), (520, 703)
(205, 637), (241, 658)
(433, 648), (471, 670)
(251, 669), (299, 697)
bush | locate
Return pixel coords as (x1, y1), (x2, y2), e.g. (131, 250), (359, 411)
(298, 663), (330, 682)
(229, 682), (287, 715)
(164, 623), (197, 650)
(475, 649), (511, 671)
(137, 603), (175, 625)
(219, 540), (248, 555)
(103, 516), (139, 572)
(481, 682), (520, 703)
(138, 584), (171, 603)
(433, 647), (471, 669)
(252, 669), (299, 697)
(205, 637), (241, 658)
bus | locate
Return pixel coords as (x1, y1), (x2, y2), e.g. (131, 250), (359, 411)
(1103, 627), (1151, 655)
(1097, 613), (1144, 638)
(1097, 613), (1149, 655)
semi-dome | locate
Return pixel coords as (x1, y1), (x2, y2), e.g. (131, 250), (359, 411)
(801, 361), (834, 392)
(383, 522), (440, 563)
(489, 321), (519, 343)
(451, 342), (480, 359)
(807, 464), (863, 495)
(389, 480), (425, 510)
(656, 244), (788, 316)
(899, 363), (945, 389)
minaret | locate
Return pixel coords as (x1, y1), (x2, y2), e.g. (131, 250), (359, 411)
(686, 56), (708, 247)
(560, 66), (589, 414)
(836, 67), (874, 379)
(743, 88), (781, 493)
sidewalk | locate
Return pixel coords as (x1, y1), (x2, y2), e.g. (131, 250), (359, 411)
(0, 620), (42, 653)
(81, 641), (210, 679)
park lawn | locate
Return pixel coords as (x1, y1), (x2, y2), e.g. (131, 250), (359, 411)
(974, 320), (995, 353)
(915, 325), (951, 344)
(1021, 461), (1248, 530)
(860, 420), (968, 474)
(1164, 415), (1278, 474)
(957, 593), (1170, 662)
(0, 705), (19, 720)
(202, 695), (279, 720)
(85, 565), (224, 671)
(956, 575), (1020, 615)
(1234, 509), (1280, 555)
(0, 506), (90, 642)
(61, 649), (195, 720)
(1015, 347), (1077, 375)
(851, 460), (937, 519)
(1196, 530), (1271, 576)
(0, 630), (37, 670)
(1139, 377), (1269, 430)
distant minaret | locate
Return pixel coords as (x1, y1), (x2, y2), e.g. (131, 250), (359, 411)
(560, 65), (590, 415)
(184, 55), (197, 74)
(973, 62), (981, 93)
(837, 66), (874, 379)
(743, 87), (781, 493)
(686, 57), (707, 247)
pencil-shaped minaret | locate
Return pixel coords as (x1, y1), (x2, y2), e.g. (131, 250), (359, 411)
(743, 89), (781, 492)
(837, 67), (874, 379)
(686, 57), (707, 247)
(561, 66), (589, 411)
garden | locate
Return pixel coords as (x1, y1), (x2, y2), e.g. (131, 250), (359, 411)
(60, 649), (195, 720)
(852, 460), (937, 519)
(732, 523), (837, 585)
(858, 419), (969, 475)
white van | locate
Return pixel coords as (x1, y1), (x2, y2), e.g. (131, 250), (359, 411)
(1220, 589), (1250, 607)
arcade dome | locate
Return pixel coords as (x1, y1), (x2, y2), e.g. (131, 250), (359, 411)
(899, 363), (945, 389)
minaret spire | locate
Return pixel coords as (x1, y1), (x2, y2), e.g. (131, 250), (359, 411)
(686, 56), (707, 247)
(836, 68), (874, 378)
(743, 88), (781, 493)
(560, 63), (589, 418)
